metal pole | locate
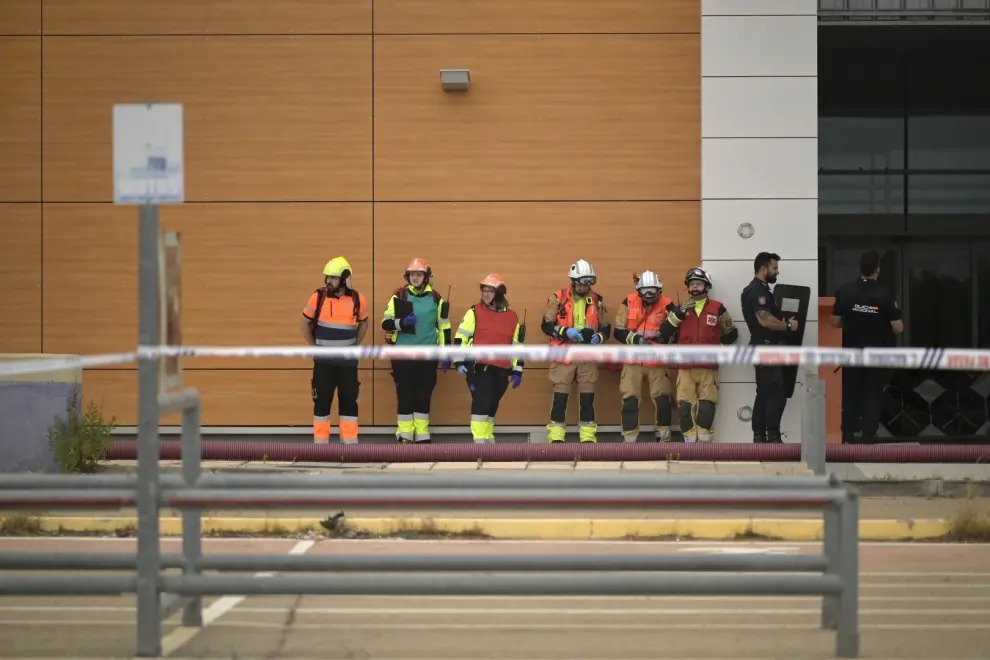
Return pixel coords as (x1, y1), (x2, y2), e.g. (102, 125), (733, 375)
(809, 378), (827, 476)
(821, 503), (840, 629)
(836, 488), (860, 658)
(136, 203), (162, 657)
(180, 395), (203, 627)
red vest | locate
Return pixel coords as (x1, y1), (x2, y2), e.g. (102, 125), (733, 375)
(473, 304), (519, 370)
(676, 298), (722, 370)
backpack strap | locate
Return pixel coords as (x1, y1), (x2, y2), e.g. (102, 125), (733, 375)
(310, 287), (327, 337)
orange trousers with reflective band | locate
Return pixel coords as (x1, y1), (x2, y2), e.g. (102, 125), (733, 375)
(311, 362), (360, 443)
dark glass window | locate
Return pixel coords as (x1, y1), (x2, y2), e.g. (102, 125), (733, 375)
(978, 244), (990, 349)
(819, 28), (905, 171)
(819, 174), (905, 235)
(906, 28), (990, 171)
(905, 244), (973, 349)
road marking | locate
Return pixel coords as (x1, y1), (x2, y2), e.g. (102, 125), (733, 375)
(227, 607), (990, 616)
(208, 621), (990, 631)
(159, 539), (314, 657)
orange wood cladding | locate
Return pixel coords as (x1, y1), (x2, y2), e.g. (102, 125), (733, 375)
(4, 0), (702, 427)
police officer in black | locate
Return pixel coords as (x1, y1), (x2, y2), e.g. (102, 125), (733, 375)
(831, 250), (903, 444)
(741, 252), (799, 444)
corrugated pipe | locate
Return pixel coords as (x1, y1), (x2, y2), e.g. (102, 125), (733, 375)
(104, 440), (990, 463)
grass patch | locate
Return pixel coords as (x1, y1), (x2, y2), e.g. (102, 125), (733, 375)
(733, 524), (783, 541)
(941, 498), (990, 542)
(0, 514), (42, 536)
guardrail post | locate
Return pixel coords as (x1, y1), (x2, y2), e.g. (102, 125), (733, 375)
(836, 487), (860, 658)
(821, 474), (841, 630)
(136, 203), (162, 656)
(801, 368), (827, 476)
(180, 393), (203, 627)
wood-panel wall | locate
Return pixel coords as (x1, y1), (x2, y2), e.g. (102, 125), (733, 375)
(0, 0), (701, 428)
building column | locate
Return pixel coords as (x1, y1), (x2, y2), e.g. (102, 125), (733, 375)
(700, 0), (819, 443)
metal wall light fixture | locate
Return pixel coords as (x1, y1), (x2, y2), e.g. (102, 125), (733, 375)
(440, 69), (471, 92)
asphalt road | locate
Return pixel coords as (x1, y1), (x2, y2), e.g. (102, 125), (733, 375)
(0, 537), (988, 659)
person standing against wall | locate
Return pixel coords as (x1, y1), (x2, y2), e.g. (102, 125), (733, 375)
(453, 273), (525, 443)
(541, 259), (611, 443)
(613, 271), (677, 442)
(381, 258), (451, 444)
(740, 252), (798, 444)
(300, 257), (369, 444)
(831, 250), (903, 444)
(659, 268), (738, 442)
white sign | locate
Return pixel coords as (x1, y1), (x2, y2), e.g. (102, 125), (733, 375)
(113, 103), (185, 204)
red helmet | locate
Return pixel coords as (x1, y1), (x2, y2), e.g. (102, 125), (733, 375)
(404, 257), (432, 284)
(480, 273), (507, 294)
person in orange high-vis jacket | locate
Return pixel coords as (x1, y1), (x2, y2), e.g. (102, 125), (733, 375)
(541, 259), (611, 443)
(658, 267), (738, 443)
(300, 256), (369, 444)
(453, 273), (525, 443)
(612, 270), (677, 442)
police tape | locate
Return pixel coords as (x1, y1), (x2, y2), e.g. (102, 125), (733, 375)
(3, 345), (989, 380)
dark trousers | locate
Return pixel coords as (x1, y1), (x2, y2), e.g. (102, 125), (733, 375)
(391, 359), (438, 415)
(312, 362), (360, 418)
(841, 367), (886, 441)
(468, 365), (511, 418)
(752, 365), (787, 434)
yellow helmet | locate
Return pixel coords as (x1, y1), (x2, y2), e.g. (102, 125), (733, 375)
(322, 257), (353, 279)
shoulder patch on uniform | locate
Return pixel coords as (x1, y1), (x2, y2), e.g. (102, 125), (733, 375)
(757, 296), (766, 305)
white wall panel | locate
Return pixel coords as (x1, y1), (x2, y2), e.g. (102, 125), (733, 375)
(702, 138), (817, 200)
(702, 199), (818, 261)
(712, 381), (804, 443)
(702, 0), (817, 16)
(702, 77), (817, 138)
(702, 16), (816, 77)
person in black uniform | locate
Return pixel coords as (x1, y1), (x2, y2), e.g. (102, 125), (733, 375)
(740, 252), (800, 444)
(831, 250), (904, 444)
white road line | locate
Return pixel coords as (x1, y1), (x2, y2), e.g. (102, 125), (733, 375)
(159, 539), (314, 657)
(208, 621), (990, 631)
(226, 607), (990, 616)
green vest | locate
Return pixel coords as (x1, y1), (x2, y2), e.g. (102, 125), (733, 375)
(396, 291), (438, 346)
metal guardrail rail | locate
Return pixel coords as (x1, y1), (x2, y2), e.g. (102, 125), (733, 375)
(0, 386), (863, 658)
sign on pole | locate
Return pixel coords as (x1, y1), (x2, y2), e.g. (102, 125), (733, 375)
(158, 231), (183, 394)
(113, 103), (185, 205)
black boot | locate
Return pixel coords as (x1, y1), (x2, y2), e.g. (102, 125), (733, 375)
(753, 431), (767, 444)
(766, 429), (783, 444)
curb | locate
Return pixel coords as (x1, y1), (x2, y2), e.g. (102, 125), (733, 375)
(2, 516), (953, 541)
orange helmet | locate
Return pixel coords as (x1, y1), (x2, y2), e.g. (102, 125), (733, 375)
(404, 257), (432, 284)
(480, 273), (507, 293)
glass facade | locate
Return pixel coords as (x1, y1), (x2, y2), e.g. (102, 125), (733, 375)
(819, 26), (990, 440)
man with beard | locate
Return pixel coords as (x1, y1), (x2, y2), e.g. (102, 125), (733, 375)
(740, 251), (800, 444)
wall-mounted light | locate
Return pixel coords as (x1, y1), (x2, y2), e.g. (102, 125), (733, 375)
(440, 69), (471, 92)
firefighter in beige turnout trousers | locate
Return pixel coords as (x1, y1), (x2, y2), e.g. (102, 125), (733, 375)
(659, 268), (739, 442)
(613, 271), (677, 442)
(541, 259), (611, 443)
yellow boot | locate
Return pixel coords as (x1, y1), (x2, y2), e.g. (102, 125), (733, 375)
(546, 423), (566, 443)
(396, 415), (415, 443)
(470, 415), (488, 444)
(578, 422), (598, 443)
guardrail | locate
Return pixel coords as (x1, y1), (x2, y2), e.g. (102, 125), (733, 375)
(0, 387), (862, 658)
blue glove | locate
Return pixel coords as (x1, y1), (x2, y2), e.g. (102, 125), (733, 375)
(636, 335), (649, 345)
(441, 358), (452, 373)
(511, 373), (522, 389)
(401, 313), (418, 327)
(457, 364), (469, 375)
(565, 327), (583, 342)
(590, 334), (602, 345)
